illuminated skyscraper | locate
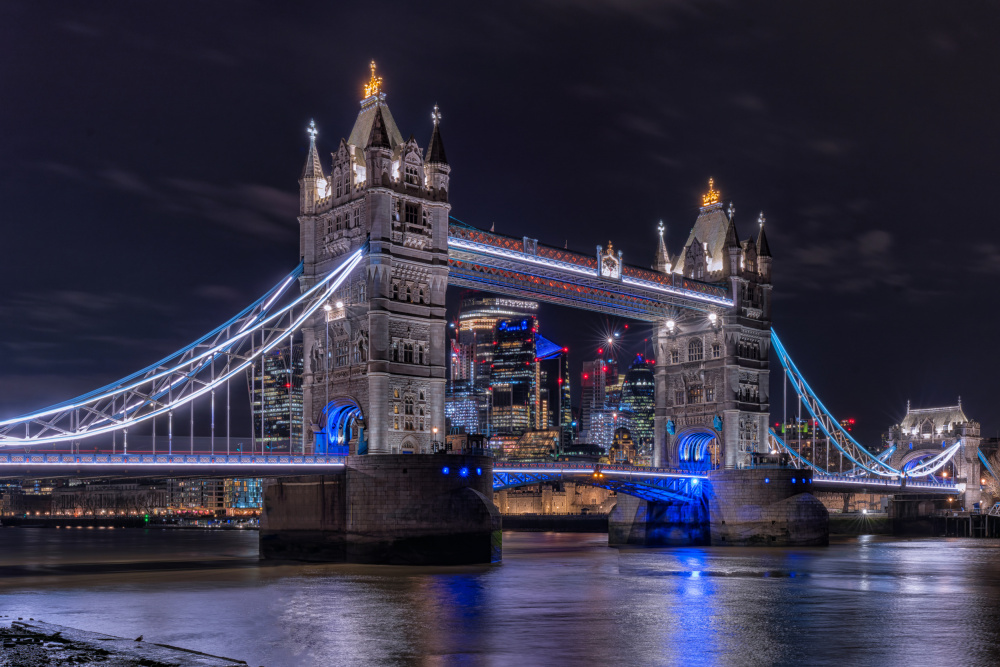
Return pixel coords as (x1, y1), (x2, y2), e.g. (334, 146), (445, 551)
(619, 355), (656, 463)
(249, 343), (304, 453)
(490, 317), (538, 434)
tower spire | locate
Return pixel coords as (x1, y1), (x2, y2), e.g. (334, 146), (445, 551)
(701, 178), (721, 209)
(363, 60), (383, 100)
(654, 221), (671, 273)
(426, 104), (448, 165)
(757, 211), (771, 257)
(301, 119), (324, 180)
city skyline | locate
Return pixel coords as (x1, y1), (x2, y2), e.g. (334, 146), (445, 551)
(2, 3), (998, 448)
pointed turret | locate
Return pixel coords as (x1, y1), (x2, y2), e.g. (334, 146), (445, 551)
(757, 220), (771, 257)
(756, 211), (772, 282)
(299, 119), (328, 215)
(424, 104), (451, 198)
(427, 104), (448, 165)
(653, 221), (672, 273)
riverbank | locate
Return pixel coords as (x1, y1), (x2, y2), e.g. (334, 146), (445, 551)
(0, 619), (246, 666)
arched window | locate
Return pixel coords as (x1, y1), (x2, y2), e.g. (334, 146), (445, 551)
(418, 287), (425, 303)
(335, 215), (343, 231)
(391, 341), (399, 362)
(344, 172), (350, 194)
(391, 283), (399, 300)
(921, 420), (933, 437)
(712, 343), (721, 359)
(404, 396), (414, 415)
(688, 339), (703, 362)
(417, 345), (424, 365)
(335, 169), (342, 198)
(403, 342), (414, 364)
(670, 349), (679, 364)
(403, 285), (411, 302)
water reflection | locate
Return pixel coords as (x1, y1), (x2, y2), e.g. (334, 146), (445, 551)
(1, 529), (1000, 666)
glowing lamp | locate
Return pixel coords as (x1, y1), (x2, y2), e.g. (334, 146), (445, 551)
(666, 319), (676, 331)
(323, 304), (332, 312)
(708, 313), (717, 324)
(459, 467), (469, 477)
(335, 300), (344, 308)
(442, 467), (450, 475)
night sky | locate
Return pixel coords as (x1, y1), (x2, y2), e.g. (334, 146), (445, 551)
(2, 2), (998, 444)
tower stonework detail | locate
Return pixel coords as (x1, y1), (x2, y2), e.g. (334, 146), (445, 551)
(297, 67), (451, 455)
(653, 183), (772, 469)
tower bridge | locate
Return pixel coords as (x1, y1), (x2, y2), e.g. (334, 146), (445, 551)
(0, 63), (974, 562)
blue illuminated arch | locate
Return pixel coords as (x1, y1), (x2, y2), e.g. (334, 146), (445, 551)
(317, 398), (366, 455)
(675, 427), (720, 472)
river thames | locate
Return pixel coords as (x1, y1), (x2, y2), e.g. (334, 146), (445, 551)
(2, 528), (999, 666)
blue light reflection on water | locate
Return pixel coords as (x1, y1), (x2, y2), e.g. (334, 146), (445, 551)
(2, 530), (1000, 666)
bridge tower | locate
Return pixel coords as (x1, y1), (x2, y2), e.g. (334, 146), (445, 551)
(653, 181), (772, 468)
(297, 62), (451, 455)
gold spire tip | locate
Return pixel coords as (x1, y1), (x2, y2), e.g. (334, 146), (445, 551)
(363, 60), (383, 99)
(701, 178), (721, 207)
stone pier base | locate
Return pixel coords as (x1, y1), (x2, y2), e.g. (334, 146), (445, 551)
(608, 494), (710, 546)
(260, 454), (501, 565)
(607, 468), (829, 547)
(707, 468), (828, 546)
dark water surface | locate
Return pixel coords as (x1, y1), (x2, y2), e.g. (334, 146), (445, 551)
(1, 528), (999, 666)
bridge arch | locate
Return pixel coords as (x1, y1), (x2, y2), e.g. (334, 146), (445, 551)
(899, 448), (956, 480)
(318, 398), (366, 455)
(670, 427), (721, 471)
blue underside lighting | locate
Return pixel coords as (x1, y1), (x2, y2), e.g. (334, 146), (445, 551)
(442, 466), (450, 475)
(677, 430), (717, 471)
(765, 478), (770, 483)
(792, 478), (796, 483)
(476, 467), (482, 475)
(460, 467), (469, 477)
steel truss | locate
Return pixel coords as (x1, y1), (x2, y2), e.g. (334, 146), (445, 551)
(493, 465), (705, 503)
(447, 222), (732, 321)
(771, 331), (959, 479)
(0, 247), (366, 446)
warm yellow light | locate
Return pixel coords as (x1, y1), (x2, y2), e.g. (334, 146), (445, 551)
(363, 60), (383, 99)
(702, 178), (721, 207)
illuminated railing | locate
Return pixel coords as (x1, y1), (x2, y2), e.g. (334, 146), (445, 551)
(0, 452), (347, 467)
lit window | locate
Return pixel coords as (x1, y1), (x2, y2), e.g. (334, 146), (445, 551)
(706, 387), (715, 402)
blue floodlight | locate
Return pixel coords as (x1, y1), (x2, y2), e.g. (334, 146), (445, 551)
(791, 478), (797, 484)
(476, 467), (482, 475)
(692, 478), (700, 485)
(459, 467), (469, 477)
(442, 466), (450, 475)
(764, 478), (770, 484)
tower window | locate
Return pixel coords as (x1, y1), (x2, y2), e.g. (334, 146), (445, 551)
(335, 216), (343, 231)
(706, 387), (715, 402)
(403, 342), (414, 364)
(712, 343), (721, 359)
(353, 207), (361, 228)
(670, 349), (679, 364)
(391, 282), (399, 300)
(404, 396), (414, 415)
(405, 203), (419, 225)
(688, 339), (703, 362)
(674, 390), (684, 405)
(405, 165), (419, 186)
(687, 386), (703, 404)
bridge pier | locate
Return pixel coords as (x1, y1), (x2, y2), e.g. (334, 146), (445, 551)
(608, 469), (828, 547)
(260, 454), (500, 564)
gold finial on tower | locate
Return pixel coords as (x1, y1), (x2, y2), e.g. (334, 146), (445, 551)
(363, 60), (383, 99)
(701, 178), (721, 207)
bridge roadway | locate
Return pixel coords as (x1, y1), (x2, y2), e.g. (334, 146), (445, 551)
(0, 454), (959, 496)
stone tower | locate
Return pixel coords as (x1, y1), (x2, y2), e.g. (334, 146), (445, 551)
(653, 180), (773, 469)
(297, 62), (451, 454)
